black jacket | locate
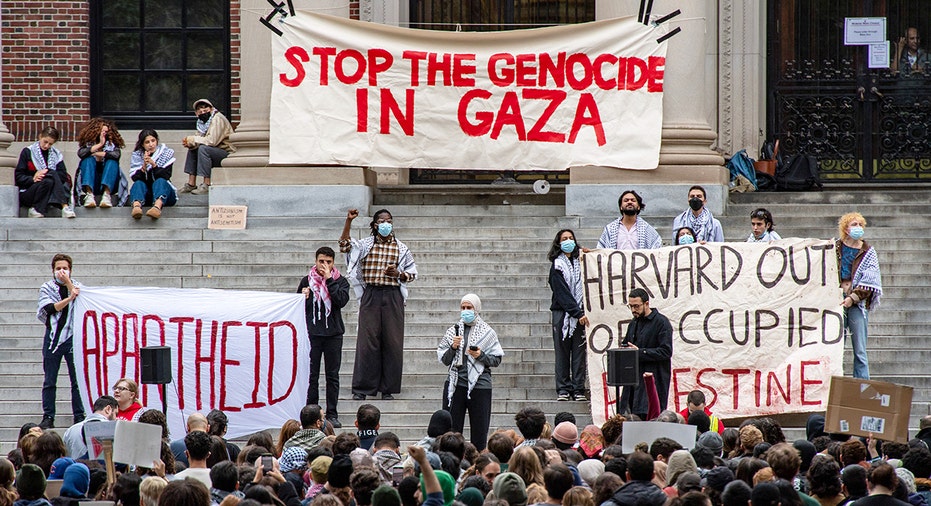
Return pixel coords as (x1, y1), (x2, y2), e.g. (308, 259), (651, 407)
(604, 480), (668, 506)
(297, 274), (351, 337)
(619, 308), (673, 416)
(548, 262), (584, 318)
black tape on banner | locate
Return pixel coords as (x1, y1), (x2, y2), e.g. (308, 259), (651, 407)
(657, 26), (681, 44)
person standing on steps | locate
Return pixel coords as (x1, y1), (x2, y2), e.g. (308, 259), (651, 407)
(437, 293), (503, 451)
(340, 208), (418, 401)
(547, 229), (589, 402)
(297, 246), (351, 428)
(836, 212), (882, 380)
(179, 99), (234, 196)
(597, 190), (663, 250)
(37, 253), (85, 429)
(671, 185), (724, 243)
(617, 288), (673, 421)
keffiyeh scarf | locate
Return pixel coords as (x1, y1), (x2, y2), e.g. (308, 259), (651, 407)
(29, 141), (63, 172)
(852, 245), (883, 312)
(130, 144), (176, 174)
(308, 266), (342, 327)
(553, 254), (583, 340)
(196, 111), (215, 135)
(678, 208), (711, 241)
(439, 316), (503, 400)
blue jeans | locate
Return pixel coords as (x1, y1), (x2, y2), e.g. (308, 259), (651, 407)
(42, 331), (85, 420)
(130, 179), (177, 206)
(845, 305), (870, 379)
(79, 157), (120, 193)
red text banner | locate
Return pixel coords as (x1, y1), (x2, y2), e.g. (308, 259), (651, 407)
(583, 239), (844, 425)
(270, 12), (667, 170)
(72, 287), (309, 439)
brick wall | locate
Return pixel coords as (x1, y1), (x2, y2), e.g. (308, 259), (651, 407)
(1, 2), (242, 142)
(350, 1), (359, 19)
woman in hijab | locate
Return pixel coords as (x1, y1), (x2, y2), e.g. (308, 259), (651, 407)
(437, 294), (504, 452)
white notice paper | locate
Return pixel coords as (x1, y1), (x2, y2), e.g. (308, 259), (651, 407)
(869, 42), (890, 68)
(113, 420), (162, 467)
(621, 421), (697, 454)
(844, 17), (886, 45)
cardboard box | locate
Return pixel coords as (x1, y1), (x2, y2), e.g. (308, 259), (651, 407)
(824, 376), (913, 443)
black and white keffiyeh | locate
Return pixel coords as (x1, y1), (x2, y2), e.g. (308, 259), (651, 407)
(553, 254), (583, 339)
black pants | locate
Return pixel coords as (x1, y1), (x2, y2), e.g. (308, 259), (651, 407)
(20, 173), (70, 214)
(42, 332), (84, 420)
(552, 311), (587, 395)
(352, 286), (404, 396)
(308, 334), (343, 419)
(443, 381), (493, 451)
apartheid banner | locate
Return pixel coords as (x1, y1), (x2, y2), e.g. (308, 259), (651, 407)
(72, 287), (309, 439)
(582, 239), (844, 425)
(269, 12), (667, 171)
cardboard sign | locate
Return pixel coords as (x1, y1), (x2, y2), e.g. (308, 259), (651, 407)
(209, 205), (248, 229)
(113, 420), (163, 467)
(270, 12), (668, 171)
(824, 376), (913, 442)
(83, 420), (117, 459)
(583, 239), (844, 425)
(621, 421), (696, 454)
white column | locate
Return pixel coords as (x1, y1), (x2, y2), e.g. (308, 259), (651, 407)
(717, 0), (766, 156)
(0, 7), (20, 217)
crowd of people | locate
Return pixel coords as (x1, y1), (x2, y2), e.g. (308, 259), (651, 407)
(7, 400), (931, 506)
(14, 98), (234, 220)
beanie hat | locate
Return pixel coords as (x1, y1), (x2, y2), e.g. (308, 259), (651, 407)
(421, 470), (456, 506)
(413, 452), (442, 473)
(310, 456), (332, 484)
(16, 463), (47, 500)
(696, 431), (724, 456)
(492, 472), (527, 506)
(60, 463), (91, 498)
(49, 457), (75, 479)
(350, 447), (376, 470)
(700, 466), (734, 493)
(328, 454), (354, 488)
(677, 472), (702, 494)
(279, 446), (308, 473)
(457, 487), (485, 506)
(460, 294), (482, 313)
(793, 440), (817, 473)
(552, 422), (578, 445)
(428, 410), (453, 438)
(577, 459), (605, 487)
(372, 484), (402, 506)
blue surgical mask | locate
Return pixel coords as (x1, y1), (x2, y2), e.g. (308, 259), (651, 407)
(679, 235), (695, 245)
(849, 226), (864, 240)
(460, 309), (476, 324)
(560, 239), (576, 253)
(377, 222), (393, 237)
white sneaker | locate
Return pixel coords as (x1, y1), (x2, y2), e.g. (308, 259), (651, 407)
(83, 194), (96, 208)
(27, 207), (44, 218)
(99, 193), (112, 208)
(62, 205), (76, 219)
(191, 183), (210, 195)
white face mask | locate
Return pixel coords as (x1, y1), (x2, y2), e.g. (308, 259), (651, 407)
(54, 268), (70, 282)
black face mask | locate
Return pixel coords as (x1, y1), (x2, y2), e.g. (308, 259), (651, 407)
(197, 112), (212, 123)
(689, 197), (703, 211)
(621, 208), (640, 216)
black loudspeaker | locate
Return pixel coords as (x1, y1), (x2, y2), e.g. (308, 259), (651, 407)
(140, 346), (172, 384)
(606, 348), (639, 386)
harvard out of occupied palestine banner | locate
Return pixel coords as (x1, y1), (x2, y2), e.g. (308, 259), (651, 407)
(270, 12), (667, 171)
(582, 239), (844, 425)
(72, 287), (309, 439)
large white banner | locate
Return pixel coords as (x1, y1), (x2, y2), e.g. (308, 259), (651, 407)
(270, 12), (667, 170)
(583, 239), (844, 425)
(72, 287), (309, 439)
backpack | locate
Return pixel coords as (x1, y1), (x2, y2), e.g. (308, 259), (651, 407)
(726, 149), (758, 190)
(775, 154), (823, 191)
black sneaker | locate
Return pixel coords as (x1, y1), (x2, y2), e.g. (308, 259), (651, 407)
(381, 393), (395, 400)
(39, 416), (54, 429)
(327, 417), (343, 429)
(352, 394), (365, 401)
(73, 414), (86, 424)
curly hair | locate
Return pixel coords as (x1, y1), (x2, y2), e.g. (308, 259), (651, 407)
(840, 440), (867, 467)
(837, 212), (867, 241)
(807, 455), (842, 499)
(601, 415), (626, 447)
(76, 118), (125, 148)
